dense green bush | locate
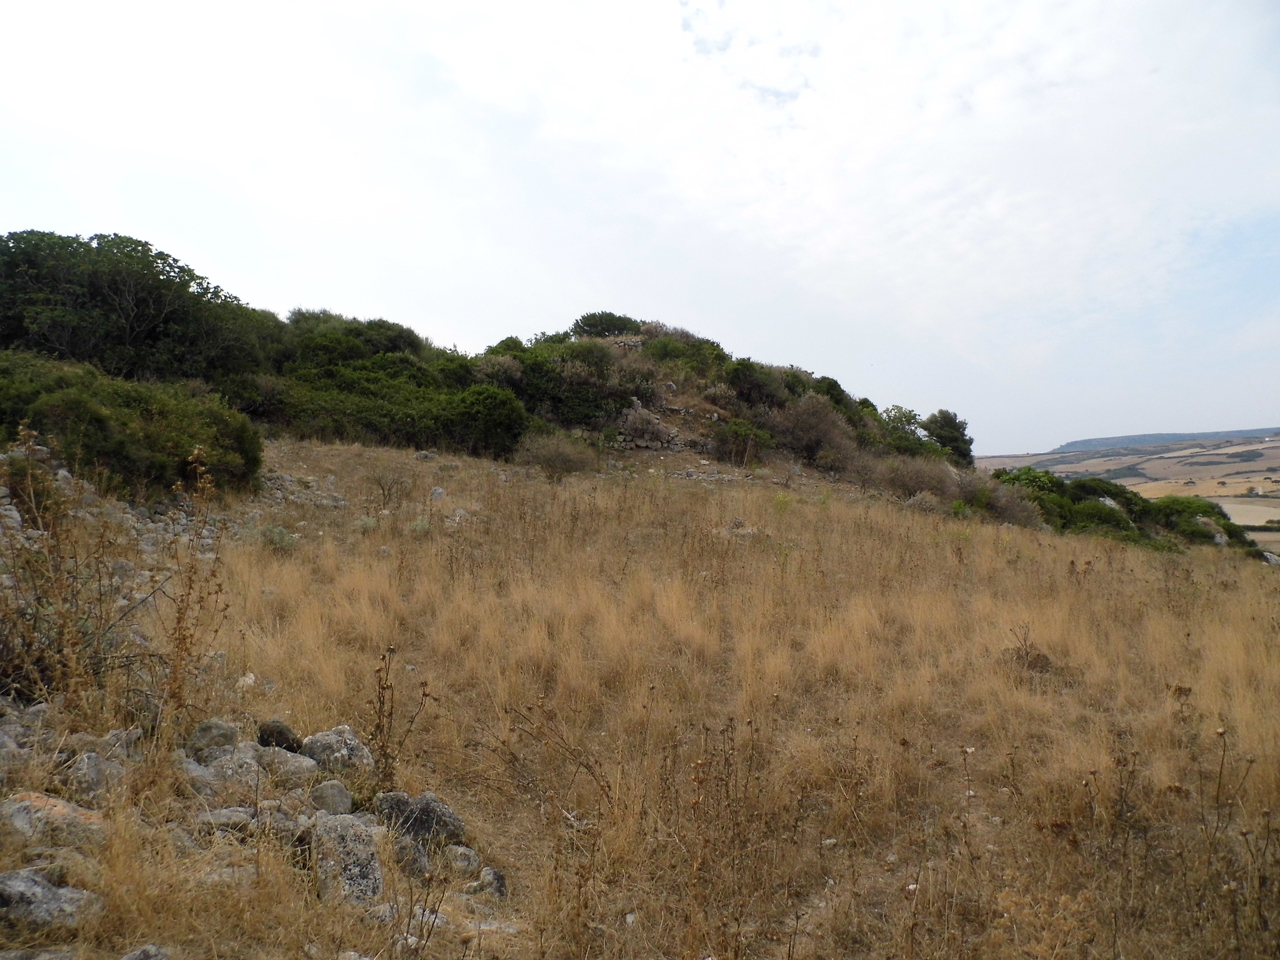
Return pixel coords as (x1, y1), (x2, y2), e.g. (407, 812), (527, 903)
(0, 351), (261, 495)
(993, 468), (1256, 548)
(3, 230), (1000, 490)
(713, 419), (774, 465)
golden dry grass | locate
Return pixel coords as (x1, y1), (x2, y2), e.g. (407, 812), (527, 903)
(7, 439), (1280, 958)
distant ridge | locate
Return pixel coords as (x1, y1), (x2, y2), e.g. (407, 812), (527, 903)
(1052, 427), (1280, 454)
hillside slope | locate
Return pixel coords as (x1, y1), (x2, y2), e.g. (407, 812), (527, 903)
(2, 439), (1280, 958)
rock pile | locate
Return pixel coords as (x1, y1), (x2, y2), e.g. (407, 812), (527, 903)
(0, 706), (510, 957)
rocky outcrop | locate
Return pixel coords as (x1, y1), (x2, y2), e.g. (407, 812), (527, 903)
(0, 868), (103, 935)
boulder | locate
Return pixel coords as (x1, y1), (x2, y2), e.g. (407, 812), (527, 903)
(0, 868), (103, 934)
(185, 718), (238, 756)
(257, 719), (303, 753)
(0, 949), (77, 960)
(309, 814), (383, 903)
(58, 752), (126, 804)
(311, 779), (353, 815)
(301, 725), (374, 777)
(186, 746), (267, 805)
(0, 792), (106, 848)
(374, 791), (465, 847)
(258, 746), (319, 789)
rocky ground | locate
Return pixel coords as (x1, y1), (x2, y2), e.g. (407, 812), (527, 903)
(0, 703), (511, 960)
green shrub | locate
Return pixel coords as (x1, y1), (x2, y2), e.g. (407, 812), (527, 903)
(260, 525), (299, 554)
(0, 351), (261, 496)
(713, 419), (774, 466)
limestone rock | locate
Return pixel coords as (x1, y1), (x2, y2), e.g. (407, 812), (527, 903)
(301, 725), (374, 777)
(0, 868), (104, 934)
(186, 718), (238, 756)
(311, 779), (353, 815)
(310, 814), (383, 903)
(258, 746), (319, 789)
(375, 791), (465, 847)
(257, 719), (303, 753)
(0, 792), (106, 848)
(58, 752), (126, 805)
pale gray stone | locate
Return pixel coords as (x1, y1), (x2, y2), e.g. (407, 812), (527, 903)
(310, 779), (353, 815)
(301, 725), (374, 777)
(0, 868), (103, 933)
(258, 746), (319, 789)
(310, 814), (383, 903)
(59, 751), (126, 804)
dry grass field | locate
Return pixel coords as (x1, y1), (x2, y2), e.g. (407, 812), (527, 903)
(7, 439), (1280, 959)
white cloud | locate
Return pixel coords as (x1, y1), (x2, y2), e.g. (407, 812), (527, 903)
(1, 0), (1278, 451)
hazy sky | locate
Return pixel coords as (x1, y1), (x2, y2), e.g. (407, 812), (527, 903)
(3, 2), (1279, 453)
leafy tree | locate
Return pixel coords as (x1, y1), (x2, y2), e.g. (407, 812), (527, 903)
(571, 311), (642, 338)
(921, 409), (975, 466)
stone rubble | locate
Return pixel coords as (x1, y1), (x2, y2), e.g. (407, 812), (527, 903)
(0, 700), (513, 955)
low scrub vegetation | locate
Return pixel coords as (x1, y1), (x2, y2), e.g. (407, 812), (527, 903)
(0, 351), (260, 497)
(1, 231), (976, 489)
(994, 467), (1258, 550)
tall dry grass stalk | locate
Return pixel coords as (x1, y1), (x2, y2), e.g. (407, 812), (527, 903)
(206, 443), (1280, 958)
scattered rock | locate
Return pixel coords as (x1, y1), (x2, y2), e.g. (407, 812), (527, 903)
(58, 752), (126, 804)
(462, 865), (507, 898)
(0, 949), (77, 960)
(375, 791), (466, 847)
(0, 792), (106, 848)
(311, 779), (353, 815)
(300, 725), (374, 778)
(393, 836), (433, 880)
(257, 719), (303, 753)
(443, 844), (481, 878)
(309, 814), (384, 903)
(196, 807), (257, 834)
(186, 718), (238, 757)
(430, 486), (446, 500)
(258, 746), (319, 789)
(0, 868), (103, 934)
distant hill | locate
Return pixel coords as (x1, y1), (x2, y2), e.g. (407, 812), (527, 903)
(1053, 428), (1280, 454)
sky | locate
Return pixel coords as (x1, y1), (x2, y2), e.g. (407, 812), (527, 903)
(2, 1), (1279, 454)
